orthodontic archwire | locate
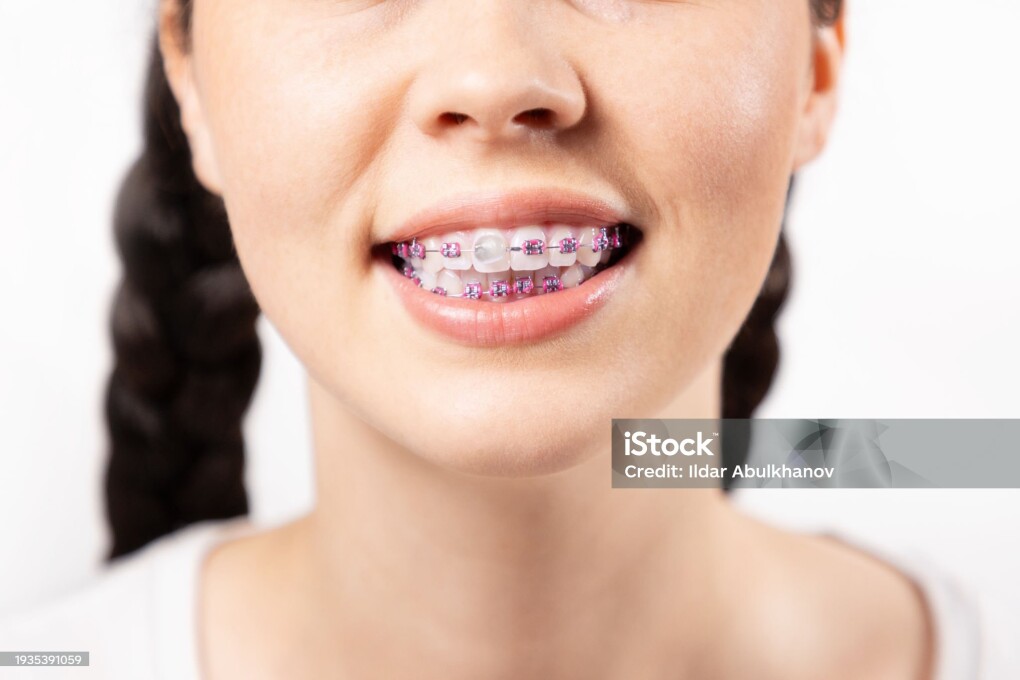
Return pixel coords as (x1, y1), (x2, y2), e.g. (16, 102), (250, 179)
(393, 225), (630, 299)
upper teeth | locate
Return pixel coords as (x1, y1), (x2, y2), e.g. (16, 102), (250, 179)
(471, 230), (510, 272)
(393, 224), (626, 273)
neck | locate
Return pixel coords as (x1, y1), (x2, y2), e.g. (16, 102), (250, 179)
(288, 360), (745, 677)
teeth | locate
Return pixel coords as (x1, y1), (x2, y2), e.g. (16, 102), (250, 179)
(418, 268), (438, 291)
(440, 231), (473, 270)
(461, 269), (485, 300)
(533, 266), (557, 295)
(512, 272), (534, 296)
(548, 225), (578, 266)
(509, 226), (550, 271)
(461, 268), (486, 291)
(391, 223), (630, 300)
(409, 243), (425, 268)
(488, 272), (512, 301)
(422, 236), (444, 274)
(542, 274), (563, 294)
(471, 229), (510, 273)
(436, 270), (465, 297)
(561, 264), (585, 288)
(461, 269), (484, 283)
(576, 228), (601, 267)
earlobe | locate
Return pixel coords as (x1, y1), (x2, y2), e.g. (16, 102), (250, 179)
(157, 0), (225, 195)
(178, 94), (226, 196)
(791, 16), (845, 171)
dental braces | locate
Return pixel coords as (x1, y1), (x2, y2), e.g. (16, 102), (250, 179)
(400, 265), (611, 299)
(394, 224), (631, 299)
(391, 224), (628, 260)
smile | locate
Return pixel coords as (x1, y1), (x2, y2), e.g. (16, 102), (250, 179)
(388, 223), (637, 299)
(375, 188), (643, 345)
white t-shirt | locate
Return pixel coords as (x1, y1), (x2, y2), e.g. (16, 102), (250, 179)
(0, 517), (1016, 679)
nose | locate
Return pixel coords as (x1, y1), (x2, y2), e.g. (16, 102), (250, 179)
(408, 4), (587, 143)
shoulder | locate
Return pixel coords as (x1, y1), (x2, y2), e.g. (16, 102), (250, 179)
(828, 528), (1020, 680)
(0, 518), (255, 680)
(723, 521), (935, 680)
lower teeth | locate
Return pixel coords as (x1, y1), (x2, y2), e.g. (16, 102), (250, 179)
(390, 224), (633, 300)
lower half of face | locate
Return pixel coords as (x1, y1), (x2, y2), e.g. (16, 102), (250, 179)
(192, 0), (810, 476)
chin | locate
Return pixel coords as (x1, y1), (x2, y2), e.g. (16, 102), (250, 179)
(407, 410), (608, 479)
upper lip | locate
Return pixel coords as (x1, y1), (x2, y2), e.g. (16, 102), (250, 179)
(381, 187), (634, 244)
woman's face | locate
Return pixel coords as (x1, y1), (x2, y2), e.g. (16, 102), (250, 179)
(166, 0), (836, 475)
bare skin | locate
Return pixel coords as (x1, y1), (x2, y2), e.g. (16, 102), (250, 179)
(200, 368), (932, 679)
(156, 0), (934, 677)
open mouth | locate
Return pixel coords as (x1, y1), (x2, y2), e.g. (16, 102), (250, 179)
(376, 223), (642, 301)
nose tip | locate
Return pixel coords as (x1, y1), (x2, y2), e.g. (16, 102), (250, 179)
(409, 38), (587, 143)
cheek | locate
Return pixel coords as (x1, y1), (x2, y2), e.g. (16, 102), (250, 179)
(190, 8), (404, 379)
(619, 19), (804, 226)
(195, 26), (386, 246)
(600, 13), (806, 358)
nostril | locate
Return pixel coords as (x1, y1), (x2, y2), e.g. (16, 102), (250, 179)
(513, 108), (555, 127)
(439, 112), (470, 126)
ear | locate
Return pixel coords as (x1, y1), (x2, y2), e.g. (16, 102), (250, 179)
(791, 13), (846, 170)
(158, 0), (224, 195)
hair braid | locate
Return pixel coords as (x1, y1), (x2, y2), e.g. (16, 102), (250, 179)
(104, 42), (261, 560)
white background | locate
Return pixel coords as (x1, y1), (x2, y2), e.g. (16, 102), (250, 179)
(1, 1), (1018, 614)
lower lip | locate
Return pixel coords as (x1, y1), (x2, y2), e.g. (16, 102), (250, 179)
(379, 257), (631, 347)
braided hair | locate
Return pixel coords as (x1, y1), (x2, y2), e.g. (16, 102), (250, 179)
(104, 0), (842, 558)
(104, 40), (261, 559)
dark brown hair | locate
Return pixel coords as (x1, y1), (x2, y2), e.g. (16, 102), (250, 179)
(105, 0), (843, 559)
